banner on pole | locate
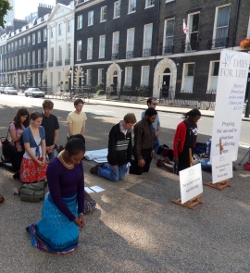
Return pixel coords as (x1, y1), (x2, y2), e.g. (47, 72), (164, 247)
(211, 49), (250, 162)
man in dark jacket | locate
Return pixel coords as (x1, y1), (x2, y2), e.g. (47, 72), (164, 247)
(90, 113), (136, 182)
(130, 107), (157, 175)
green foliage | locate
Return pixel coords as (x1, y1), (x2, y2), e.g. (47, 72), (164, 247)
(138, 85), (149, 97)
(123, 85), (132, 91)
(96, 89), (105, 96)
(0, 0), (12, 28)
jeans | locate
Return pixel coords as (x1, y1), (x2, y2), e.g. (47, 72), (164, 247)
(97, 163), (127, 182)
(47, 148), (58, 161)
(154, 138), (160, 154)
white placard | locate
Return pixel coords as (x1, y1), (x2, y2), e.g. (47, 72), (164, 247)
(84, 187), (94, 193)
(90, 186), (105, 193)
(211, 49), (250, 162)
(212, 154), (233, 184)
(179, 164), (203, 204)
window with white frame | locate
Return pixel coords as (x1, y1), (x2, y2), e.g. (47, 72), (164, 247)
(143, 23), (153, 56)
(87, 38), (93, 59)
(28, 52), (31, 65)
(28, 36), (31, 45)
(187, 13), (199, 51)
(100, 6), (107, 22)
(126, 28), (135, 57)
(51, 27), (54, 38)
(213, 5), (231, 48)
(38, 50), (41, 64)
(58, 23), (62, 35)
(247, 15), (250, 38)
(50, 72), (53, 87)
(182, 63), (195, 93)
(88, 10), (94, 26)
(207, 61), (219, 92)
(14, 41), (17, 50)
(43, 48), (47, 63)
(114, 1), (121, 18)
(38, 73), (41, 85)
(77, 15), (83, 29)
(38, 31), (41, 43)
(32, 73), (35, 86)
(23, 37), (25, 46)
(77, 40), (82, 60)
(19, 39), (22, 47)
(68, 43), (71, 59)
(163, 19), (174, 54)
(32, 33), (35, 45)
(145, 0), (154, 8)
(98, 68), (104, 84)
(23, 53), (26, 66)
(68, 19), (71, 32)
(19, 55), (22, 67)
(51, 48), (54, 62)
(32, 51), (36, 65)
(166, 0), (175, 2)
(43, 29), (47, 41)
(125, 67), (133, 86)
(141, 66), (150, 86)
(14, 56), (17, 68)
(99, 35), (106, 58)
(87, 69), (92, 85)
(112, 32), (119, 54)
(58, 72), (61, 83)
(128, 0), (136, 13)
(58, 46), (62, 61)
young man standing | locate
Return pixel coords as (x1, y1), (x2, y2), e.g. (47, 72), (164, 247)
(90, 113), (137, 182)
(41, 100), (60, 161)
(141, 97), (160, 153)
(130, 108), (157, 175)
(67, 98), (87, 138)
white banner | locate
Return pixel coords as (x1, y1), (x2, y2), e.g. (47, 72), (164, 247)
(212, 154), (233, 184)
(179, 164), (203, 204)
(211, 49), (250, 161)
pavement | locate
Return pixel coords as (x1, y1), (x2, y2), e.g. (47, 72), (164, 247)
(1, 98), (250, 273)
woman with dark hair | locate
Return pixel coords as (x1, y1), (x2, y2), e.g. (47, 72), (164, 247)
(9, 107), (30, 178)
(173, 108), (201, 173)
(27, 138), (86, 254)
(20, 111), (47, 183)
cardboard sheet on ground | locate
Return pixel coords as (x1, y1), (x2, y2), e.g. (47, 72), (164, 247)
(90, 186), (105, 193)
(179, 163), (203, 204)
(84, 148), (108, 163)
(212, 154), (233, 184)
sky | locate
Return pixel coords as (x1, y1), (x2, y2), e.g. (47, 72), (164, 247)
(15, 0), (56, 20)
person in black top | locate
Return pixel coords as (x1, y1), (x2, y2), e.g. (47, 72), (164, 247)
(90, 113), (136, 182)
(41, 100), (60, 161)
(130, 108), (157, 175)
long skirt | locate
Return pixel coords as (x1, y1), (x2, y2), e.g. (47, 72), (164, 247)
(20, 157), (47, 183)
(28, 194), (79, 254)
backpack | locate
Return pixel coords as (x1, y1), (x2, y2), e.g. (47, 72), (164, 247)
(161, 147), (174, 161)
(19, 180), (47, 202)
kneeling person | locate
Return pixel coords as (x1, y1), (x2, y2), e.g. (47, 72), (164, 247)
(90, 113), (136, 182)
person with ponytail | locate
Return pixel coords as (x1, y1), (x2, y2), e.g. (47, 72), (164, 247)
(173, 108), (201, 173)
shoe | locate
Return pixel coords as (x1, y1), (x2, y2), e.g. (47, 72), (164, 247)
(0, 195), (4, 203)
(156, 159), (164, 167)
(90, 165), (100, 174)
(13, 171), (20, 179)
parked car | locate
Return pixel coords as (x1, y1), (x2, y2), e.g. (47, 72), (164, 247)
(0, 86), (5, 94)
(3, 87), (18, 95)
(24, 88), (45, 98)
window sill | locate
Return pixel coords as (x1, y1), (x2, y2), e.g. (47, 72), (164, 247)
(113, 16), (120, 19)
(100, 20), (106, 23)
(128, 11), (136, 15)
(165, 0), (175, 3)
(88, 24), (94, 27)
(145, 5), (154, 9)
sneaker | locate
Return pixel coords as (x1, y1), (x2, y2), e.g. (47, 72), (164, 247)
(90, 165), (100, 174)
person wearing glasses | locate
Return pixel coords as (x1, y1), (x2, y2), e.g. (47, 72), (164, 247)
(20, 111), (47, 183)
(141, 97), (161, 153)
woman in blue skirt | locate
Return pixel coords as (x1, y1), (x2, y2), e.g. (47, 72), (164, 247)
(27, 138), (85, 254)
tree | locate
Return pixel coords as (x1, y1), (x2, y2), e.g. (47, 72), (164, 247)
(0, 0), (12, 28)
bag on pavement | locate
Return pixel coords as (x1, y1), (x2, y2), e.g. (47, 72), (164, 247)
(19, 180), (47, 203)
